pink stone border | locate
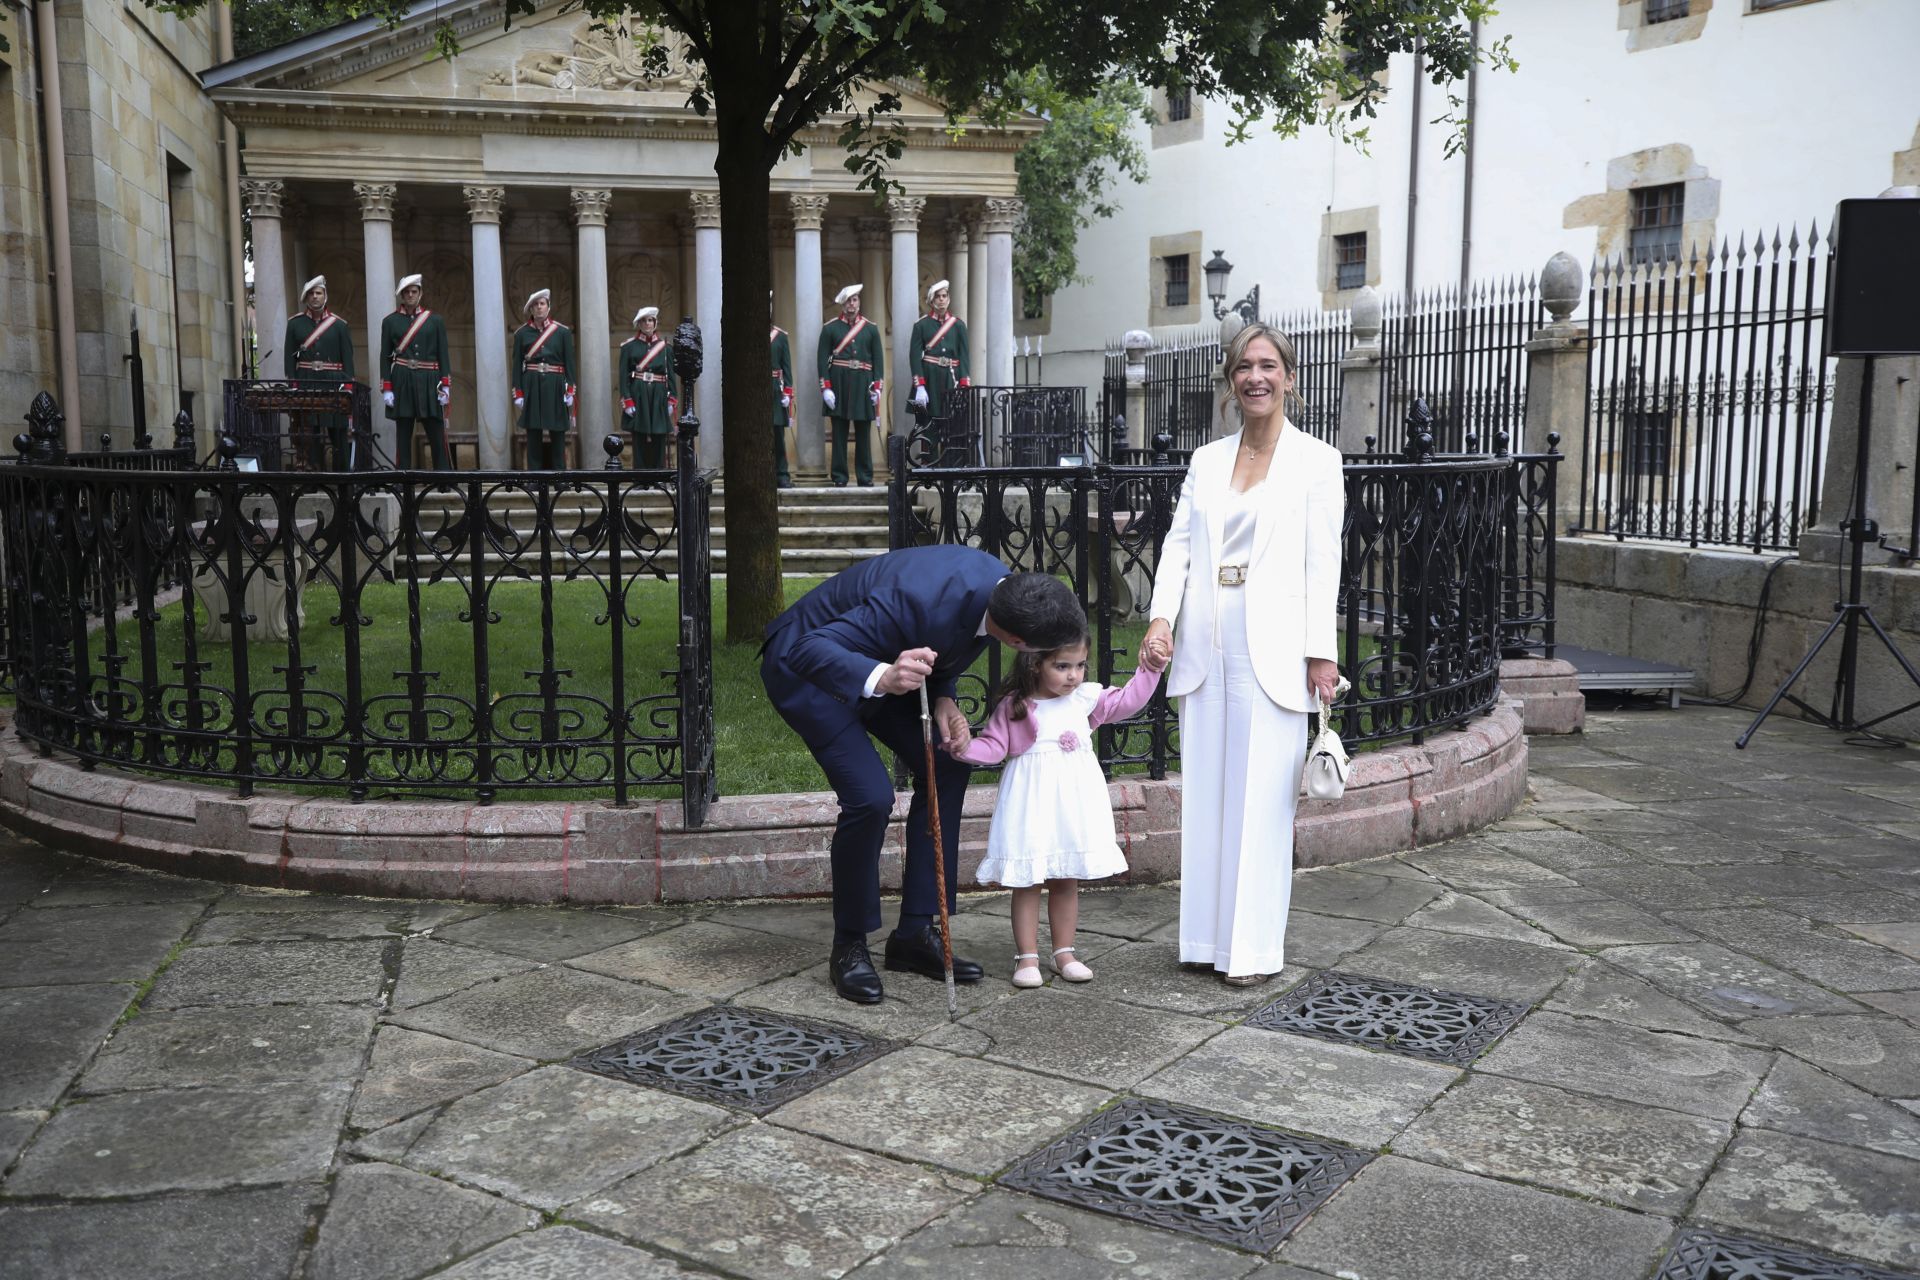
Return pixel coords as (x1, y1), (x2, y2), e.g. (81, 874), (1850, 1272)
(0, 701), (1525, 903)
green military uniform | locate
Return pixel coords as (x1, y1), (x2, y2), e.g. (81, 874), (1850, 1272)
(770, 324), (793, 486)
(620, 329), (674, 469)
(380, 306), (452, 470)
(513, 319), (577, 470)
(283, 309), (355, 469)
(817, 313), (883, 486)
(909, 310), (970, 420)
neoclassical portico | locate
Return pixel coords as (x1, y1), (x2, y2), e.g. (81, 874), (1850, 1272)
(208, 0), (1035, 476)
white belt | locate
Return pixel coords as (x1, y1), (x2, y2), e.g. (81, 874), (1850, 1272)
(1217, 565), (1247, 586)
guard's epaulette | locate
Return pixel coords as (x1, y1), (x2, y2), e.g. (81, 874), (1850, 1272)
(772, 326), (786, 335)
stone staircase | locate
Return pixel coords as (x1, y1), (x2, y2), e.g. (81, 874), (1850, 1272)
(408, 483), (892, 576)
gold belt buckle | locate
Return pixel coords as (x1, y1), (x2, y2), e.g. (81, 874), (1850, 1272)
(1218, 565), (1246, 586)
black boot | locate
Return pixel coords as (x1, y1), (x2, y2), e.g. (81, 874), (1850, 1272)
(885, 925), (983, 983)
(829, 937), (884, 1004)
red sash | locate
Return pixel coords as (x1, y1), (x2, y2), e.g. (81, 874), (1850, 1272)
(395, 308), (434, 354)
(525, 320), (561, 361)
(638, 338), (667, 371)
(925, 313), (959, 351)
(769, 325), (783, 343)
(298, 312), (340, 351)
(831, 316), (868, 356)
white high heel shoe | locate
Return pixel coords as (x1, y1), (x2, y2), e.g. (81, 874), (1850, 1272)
(1012, 953), (1043, 988)
(1052, 946), (1093, 982)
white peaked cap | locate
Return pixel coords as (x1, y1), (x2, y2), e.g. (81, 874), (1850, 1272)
(926, 279), (950, 301)
(524, 287), (551, 314)
(300, 275), (327, 297)
(395, 274), (423, 295)
(834, 283), (864, 306)
(634, 305), (659, 324)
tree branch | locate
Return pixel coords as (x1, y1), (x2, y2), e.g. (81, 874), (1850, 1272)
(644, 0), (714, 67)
(767, 31), (899, 153)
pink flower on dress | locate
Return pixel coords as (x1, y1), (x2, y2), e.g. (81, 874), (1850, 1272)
(1057, 730), (1080, 753)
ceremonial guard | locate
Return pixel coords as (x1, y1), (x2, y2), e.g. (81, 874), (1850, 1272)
(512, 288), (576, 469)
(379, 274), (452, 470)
(282, 275), (355, 468)
(909, 280), (970, 420)
(619, 306), (676, 468)
(770, 292), (794, 488)
(817, 283), (883, 487)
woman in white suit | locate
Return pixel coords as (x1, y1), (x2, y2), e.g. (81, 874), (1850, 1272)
(1143, 323), (1345, 985)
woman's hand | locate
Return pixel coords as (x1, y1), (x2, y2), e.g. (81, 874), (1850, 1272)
(1307, 658), (1342, 705)
(1142, 619), (1174, 672)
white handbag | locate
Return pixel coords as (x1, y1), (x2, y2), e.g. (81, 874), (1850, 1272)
(1304, 678), (1352, 801)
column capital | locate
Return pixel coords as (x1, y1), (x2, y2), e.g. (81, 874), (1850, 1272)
(945, 215), (970, 251)
(886, 195), (926, 233)
(571, 187), (614, 227)
(856, 216), (890, 249)
(981, 197), (1023, 235)
(240, 177), (285, 219)
(352, 181), (397, 221)
(687, 191), (723, 230)
(768, 214), (794, 242)
(788, 192), (829, 232)
(463, 185), (506, 225)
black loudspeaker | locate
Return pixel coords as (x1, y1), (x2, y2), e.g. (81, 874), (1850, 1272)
(1825, 198), (1920, 357)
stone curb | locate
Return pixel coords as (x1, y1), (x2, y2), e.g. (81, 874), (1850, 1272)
(0, 702), (1525, 904)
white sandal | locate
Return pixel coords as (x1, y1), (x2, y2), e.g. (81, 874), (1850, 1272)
(1012, 953), (1043, 989)
(1052, 946), (1094, 982)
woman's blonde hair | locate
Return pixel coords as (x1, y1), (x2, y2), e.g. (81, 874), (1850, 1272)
(1217, 322), (1306, 425)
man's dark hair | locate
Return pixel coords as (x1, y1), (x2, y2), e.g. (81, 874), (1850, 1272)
(987, 573), (1084, 650)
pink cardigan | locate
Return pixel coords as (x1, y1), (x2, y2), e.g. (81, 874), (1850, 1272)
(954, 665), (1164, 766)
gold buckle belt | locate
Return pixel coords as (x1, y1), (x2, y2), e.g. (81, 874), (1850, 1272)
(636, 373), (670, 383)
(524, 362), (567, 374)
(391, 358), (439, 370)
(295, 360), (343, 372)
(922, 355), (959, 367)
(829, 359), (872, 371)
(1218, 565), (1247, 586)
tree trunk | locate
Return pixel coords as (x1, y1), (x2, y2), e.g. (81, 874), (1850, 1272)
(712, 96), (784, 643)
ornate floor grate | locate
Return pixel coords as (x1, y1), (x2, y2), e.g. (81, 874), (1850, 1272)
(1243, 969), (1529, 1066)
(1654, 1227), (1920, 1280)
(570, 1006), (896, 1114)
(998, 1096), (1370, 1252)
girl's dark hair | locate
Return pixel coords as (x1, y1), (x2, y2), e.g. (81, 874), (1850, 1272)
(995, 626), (1090, 723)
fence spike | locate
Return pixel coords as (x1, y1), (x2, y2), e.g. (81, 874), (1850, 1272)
(1769, 226), (1783, 255)
(1786, 222), (1800, 253)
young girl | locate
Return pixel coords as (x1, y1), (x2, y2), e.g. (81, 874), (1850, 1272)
(951, 626), (1170, 987)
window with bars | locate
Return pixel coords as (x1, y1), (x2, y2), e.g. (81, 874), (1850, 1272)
(1165, 87), (1192, 123)
(1749, 0), (1800, 9)
(1335, 233), (1368, 291)
(1164, 254), (1190, 308)
(1645, 0), (1690, 21)
(1625, 409), (1673, 478)
(1628, 184), (1685, 265)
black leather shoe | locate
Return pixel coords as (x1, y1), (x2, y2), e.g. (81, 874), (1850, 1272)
(885, 925), (984, 983)
(777, 478), (793, 489)
(829, 938), (884, 1004)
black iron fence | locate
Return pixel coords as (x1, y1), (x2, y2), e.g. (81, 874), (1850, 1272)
(905, 385), (1090, 469)
(1576, 225), (1833, 552)
(1376, 277), (1541, 456)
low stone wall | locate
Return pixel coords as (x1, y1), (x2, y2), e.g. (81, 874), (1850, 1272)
(0, 702), (1526, 903)
(1556, 537), (1920, 739)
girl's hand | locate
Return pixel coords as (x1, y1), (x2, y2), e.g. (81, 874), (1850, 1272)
(935, 697), (971, 754)
(1308, 658), (1342, 704)
(1142, 619), (1173, 672)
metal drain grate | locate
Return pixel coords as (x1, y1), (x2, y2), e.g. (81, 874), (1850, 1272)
(998, 1096), (1370, 1252)
(570, 1006), (896, 1114)
(1244, 969), (1529, 1066)
(1654, 1227), (1920, 1280)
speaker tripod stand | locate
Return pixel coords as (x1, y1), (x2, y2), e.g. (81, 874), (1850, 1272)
(1737, 356), (1920, 748)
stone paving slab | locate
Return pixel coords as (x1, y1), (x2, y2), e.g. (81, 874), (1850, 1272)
(1393, 1073), (1730, 1213)
(1611, 827), (1789, 866)
(0, 902), (201, 985)
(1742, 1054), (1920, 1161)
(388, 938), (539, 1008)
(1049, 883), (1183, 938)
(31, 865), (223, 908)
(1047, 942), (1310, 1017)
(0, 842), (82, 904)
(1336, 926), (1582, 1003)
(1137, 1024), (1457, 1148)
(190, 905), (419, 944)
(345, 1109), (438, 1163)
(576, 1124), (975, 1280)
(864, 1188), (1264, 1279)
(1278, 1156), (1674, 1280)
(1602, 941), (1868, 1019)
(0, 1109), (44, 1172)
(1567, 864), (1769, 911)
(1687, 860), (1894, 901)
(1545, 959), (1761, 1042)
(1477, 1010), (1772, 1120)
(569, 920), (825, 1000)
(1861, 990), (1920, 1026)
(78, 1004), (376, 1093)
(385, 965), (706, 1061)
(1398, 846), (1581, 892)
(1288, 869), (1445, 923)
(1545, 763), (1746, 803)
(1691, 1128), (1920, 1271)
(349, 1025), (535, 1130)
(769, 1046), (1110, 1176)
(306, 1161), (538, 1280)
(920, 987), (1224, 1090)
(736, 962), (1024, 1040)
(430, 905), (663, 961)
(4, 1084), (350, 1197)
(1401, 889), (1575, 949)
(1737, 1014), (1920, 1097)
(1790, 892), (1920, 925)
(1497, 890), (1699, 947)
(1666, 907), (1920, 992)
(0, 1185), (319, 1280)
(1276, 911), (1388, 968)
(146, 938), (391, 1008)
(1482, 827), (1651, 872)
(0, 983), (133, 1109)
(435, 1225), (717, 1279)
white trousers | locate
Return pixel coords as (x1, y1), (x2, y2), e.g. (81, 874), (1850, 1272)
(1177, 626), (1308, 977)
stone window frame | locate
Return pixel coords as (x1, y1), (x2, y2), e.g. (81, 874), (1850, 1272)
(1334, 233), (1368, 291)
(1618, 0), (1713, 50)
(1014, 287), (1052, 339)
(1563, 144), (1721, 278)
(1150, 86), (1203, 149)
(1627, 183), (1686, 265)
(1318, 207), (1382, 310)
(1644, 0), (1690, 21)
(1147, 230), (1203, 327)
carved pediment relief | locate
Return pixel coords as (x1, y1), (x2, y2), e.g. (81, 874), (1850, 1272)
(482, 17), (702, 93)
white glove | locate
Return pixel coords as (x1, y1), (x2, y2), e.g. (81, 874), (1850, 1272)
(513, 393), (525, 409)
(869, 386), (881, 408)
(563, 392), (575, 408)
(912, 385), (928, 409)
(382, 390), (395, 408)
(624, 403), (636, 418)
(822, 389), (837, 412)
(781, 394), (792, 409)
(436, 384), (450, 407)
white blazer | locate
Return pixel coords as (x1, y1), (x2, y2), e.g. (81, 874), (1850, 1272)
(1147, 424), (1344, 713)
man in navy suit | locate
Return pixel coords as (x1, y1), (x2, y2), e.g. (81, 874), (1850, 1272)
(761, 545), (1085, 1003)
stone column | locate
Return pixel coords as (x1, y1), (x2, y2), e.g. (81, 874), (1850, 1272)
(242, 178), (288, 376)
(968, 213), (989, 386)
(572, 188), (614, 466)
(790, 194), (828, 477)
(857, 216), (890, 436)
(464, 185), (510, 469)
(982, 198), (1022, 390)
(353, 182), (398, 365)
(1338, 286), (1385, 456)
(887, 196), (925, 430)
(689, 192), (724, 461)
(1802, 354), (1920, 566)
(1522, 251), (1590, 535)
(675, 214), (697, 322)
(288, 198), (311, 313)
(1122, 330), (1153, 451)
(945, 215), (971, 334)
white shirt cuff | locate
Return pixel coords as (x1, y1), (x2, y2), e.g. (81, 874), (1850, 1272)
(863, 662), (890, 698)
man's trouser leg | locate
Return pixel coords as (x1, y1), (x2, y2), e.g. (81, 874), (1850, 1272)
(774, 424), (791, 485)
(417, 417), (451, 470)
(829, 416), (850, 485)
(861, 694), (969, 933)
(637, 434), (664, 468)
(853, 417), (874, 487)
(525, 430), (548, 470)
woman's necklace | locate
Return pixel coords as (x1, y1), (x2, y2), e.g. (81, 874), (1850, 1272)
(1241, 432), (1279, 458)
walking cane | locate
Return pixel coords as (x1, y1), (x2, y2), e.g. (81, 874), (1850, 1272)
(918, 684), (959, 1021)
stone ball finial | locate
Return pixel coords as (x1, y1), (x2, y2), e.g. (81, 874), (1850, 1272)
(1122, 329), (1153, 359)
(1219, 309), (1247, 348)
(1541, 252), (1583, 323)
(1350, 286), (1383, 344)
